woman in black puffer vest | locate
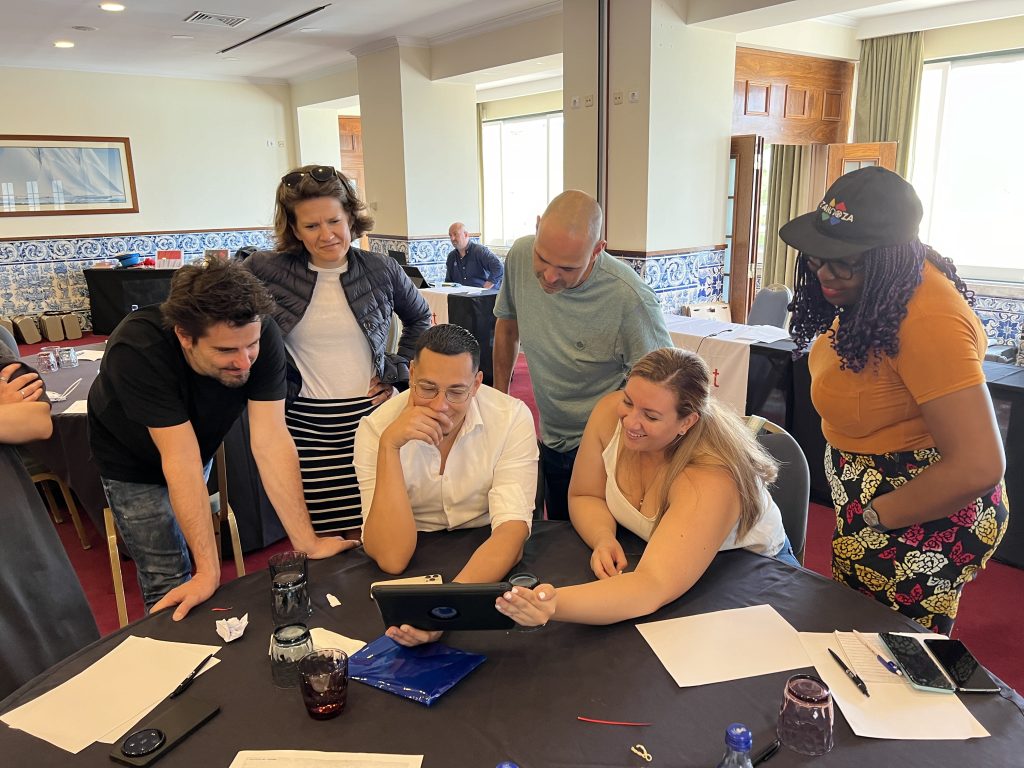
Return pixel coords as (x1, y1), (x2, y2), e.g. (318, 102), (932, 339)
(246, 165), (430, 537)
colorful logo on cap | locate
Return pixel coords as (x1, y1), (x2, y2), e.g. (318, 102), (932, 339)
(819, 198), (854, 226)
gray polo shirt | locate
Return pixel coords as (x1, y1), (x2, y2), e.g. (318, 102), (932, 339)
(495, 234), (671, 452)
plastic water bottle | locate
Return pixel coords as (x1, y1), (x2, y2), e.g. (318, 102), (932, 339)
(715, 723), (754, 768)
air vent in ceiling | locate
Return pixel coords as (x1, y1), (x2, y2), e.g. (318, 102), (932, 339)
(183, 11), (249, 28)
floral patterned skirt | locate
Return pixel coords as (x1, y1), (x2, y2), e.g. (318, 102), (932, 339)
(825, 445), (1009, 634)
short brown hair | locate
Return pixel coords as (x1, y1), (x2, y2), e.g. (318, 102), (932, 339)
(161, 258), (274, 340)
(273, 165), (374, 252)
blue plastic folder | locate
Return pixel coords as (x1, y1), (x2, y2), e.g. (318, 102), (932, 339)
(348, 636), (486, 706)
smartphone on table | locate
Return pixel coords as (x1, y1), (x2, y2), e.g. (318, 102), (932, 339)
(922, 638), (1000, 693)
(879, 632), (955, 693)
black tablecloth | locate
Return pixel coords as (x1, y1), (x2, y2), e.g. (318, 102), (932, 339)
(2, 523), (1022, 767)
(83, 269), (176, 335)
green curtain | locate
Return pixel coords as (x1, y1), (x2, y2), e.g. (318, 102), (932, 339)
(854, 32), (923, 177)
(762, 144), (808, 290)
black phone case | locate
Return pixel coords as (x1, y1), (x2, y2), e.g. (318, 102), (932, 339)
(370, 581), (515, 631)
(922, 639), (1001, 693)
(109, 696), (219, 767)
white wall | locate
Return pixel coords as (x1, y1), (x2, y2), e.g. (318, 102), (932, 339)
(480, 91), (563, 121)
(290, 64), (359, 108)
(0, 67), (294, 239)
(923, 16), (1024, 60)
(737, 19), (859, 61)
(296, 107), (342, 167)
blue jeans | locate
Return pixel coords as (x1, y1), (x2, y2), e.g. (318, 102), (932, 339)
(101, 461), (212, 610)
(774, 535), (801, 568)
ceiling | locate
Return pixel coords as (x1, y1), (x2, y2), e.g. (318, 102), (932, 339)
(2, 0), (1017, 85)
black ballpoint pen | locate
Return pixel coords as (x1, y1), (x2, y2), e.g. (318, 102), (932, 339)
(829, 648), (870, 697)
(168, 653), (214, 699)
(752, 738), (781, 766)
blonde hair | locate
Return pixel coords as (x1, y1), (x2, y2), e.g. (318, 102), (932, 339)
(627, 348), (778, 538)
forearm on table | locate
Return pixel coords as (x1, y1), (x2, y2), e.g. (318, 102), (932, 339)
(455, 521), (529, 583)
(361, 445), (418, 573)
(0, 402), (51, 443)
(873, 458), (1005, 529)
(553, 571), (673, 625)
(492, 319), (519, 394)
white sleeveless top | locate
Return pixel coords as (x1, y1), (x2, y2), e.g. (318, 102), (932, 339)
(601, 423), (786, 555)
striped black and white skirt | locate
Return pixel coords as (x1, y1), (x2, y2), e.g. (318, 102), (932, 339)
(285, 396), (377, 534)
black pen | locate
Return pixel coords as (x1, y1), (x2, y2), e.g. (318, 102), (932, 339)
(168, 653), (214, 699)
(829, 648), (870, 697)
(752, 738), (781, 766)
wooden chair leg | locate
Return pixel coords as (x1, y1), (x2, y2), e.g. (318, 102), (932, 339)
(103, 507), (129, 628)
(37, 478), (63, 523)
(56, 478), (91, 550)
(226, 503), (246, 578)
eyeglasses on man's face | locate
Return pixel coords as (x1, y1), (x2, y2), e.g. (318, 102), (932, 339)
(281, 166), (340, 188)
(413, 380), (473, 404)
(803, 254), (866, 281)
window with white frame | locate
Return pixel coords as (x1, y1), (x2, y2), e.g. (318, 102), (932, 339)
(481, 112), (563, 247)
(912, 52), (1024, 283)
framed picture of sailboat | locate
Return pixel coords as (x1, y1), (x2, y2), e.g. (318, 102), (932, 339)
(0, 135), (138, 217)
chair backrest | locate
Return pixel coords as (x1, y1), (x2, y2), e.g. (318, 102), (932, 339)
(533, 440), (546, 520)
(0, 324), (18, 356)
(748, 417), (809, 564)
(747, 283), (793, 328)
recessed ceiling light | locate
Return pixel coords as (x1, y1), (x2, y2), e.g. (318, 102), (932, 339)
(54, 40), (75, 48)
(72, 26), (98, 32)
(99, 3), (125, 11)
(171, 34), (194, 40)
(223, 56), (239, 61)
(299, 27), (320, 32)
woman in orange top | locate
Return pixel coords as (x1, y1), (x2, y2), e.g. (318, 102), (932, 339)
(780, 167), (1007, 633)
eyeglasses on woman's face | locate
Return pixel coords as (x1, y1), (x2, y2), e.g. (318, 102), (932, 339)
(802, 254), (866, 281)
(412, 380), (473, 404)
(281, 166), (340, 187)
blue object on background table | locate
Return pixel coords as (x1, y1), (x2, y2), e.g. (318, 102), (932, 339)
(348, 635), (486, 706)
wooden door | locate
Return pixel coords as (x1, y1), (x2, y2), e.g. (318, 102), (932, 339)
(728, 134), (764, 323)
(825, 141), (897, 187)
(338, 117), (366, 201)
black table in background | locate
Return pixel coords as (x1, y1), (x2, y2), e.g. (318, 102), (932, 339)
(2, 522), (1021, 767)
(83, 268), (176, 334)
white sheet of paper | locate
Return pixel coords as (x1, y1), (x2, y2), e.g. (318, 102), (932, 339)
(229, 750), (423, 768)
(1, 636), (220, 753)
(636, 604), (810, 687)
(74, 350), (105, 361)
(310, 627), (367, 657)
(61, 399), (89, 414)
(798, 632), (988, 740)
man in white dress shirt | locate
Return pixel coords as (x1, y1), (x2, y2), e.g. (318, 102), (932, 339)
(355, 324), (538, 618)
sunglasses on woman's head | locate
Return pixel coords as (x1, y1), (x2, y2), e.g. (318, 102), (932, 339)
(281, 166), (340, 187)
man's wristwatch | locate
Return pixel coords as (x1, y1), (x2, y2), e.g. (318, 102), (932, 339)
(862, 500), (891, 533)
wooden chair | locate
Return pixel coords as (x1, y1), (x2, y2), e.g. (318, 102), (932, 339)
(104, 443), (246, 627)
(21, 450), (90, 549)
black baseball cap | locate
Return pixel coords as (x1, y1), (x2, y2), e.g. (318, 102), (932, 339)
(779, 166), (923, 260)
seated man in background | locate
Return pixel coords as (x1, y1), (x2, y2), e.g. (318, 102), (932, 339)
(445, 222), (504, 288)
(355, 324), (537, 644)
(0, 342), (98, 698)
(88, 259), (357, 620)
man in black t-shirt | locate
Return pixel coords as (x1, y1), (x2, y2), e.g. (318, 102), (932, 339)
(89, 260), (357, 619)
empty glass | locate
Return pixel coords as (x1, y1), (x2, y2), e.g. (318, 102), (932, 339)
(269, 623), (313, 688)
(36, 347), (60, 372)
(269, 550), (311, 627)
(57, 347), (79, 368)
(777, 674), (834, 756)
(297, 649), (349, 720)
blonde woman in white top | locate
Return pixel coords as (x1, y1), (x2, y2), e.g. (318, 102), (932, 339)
(497, 347), (796, 627)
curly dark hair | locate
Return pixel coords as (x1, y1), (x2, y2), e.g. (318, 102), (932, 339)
(162, 258), (274, 340)
(789, 240), (973, 372)
(273, 165), (374, 253)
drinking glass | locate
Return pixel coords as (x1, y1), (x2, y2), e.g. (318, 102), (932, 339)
(297, 649), (349, 720)
(269, 550), (311, 626)
(57, 347), (79, 368)
(777, 674), (834, 756)
(37, 347), (60, 372)
(269, 623), (313, 688)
